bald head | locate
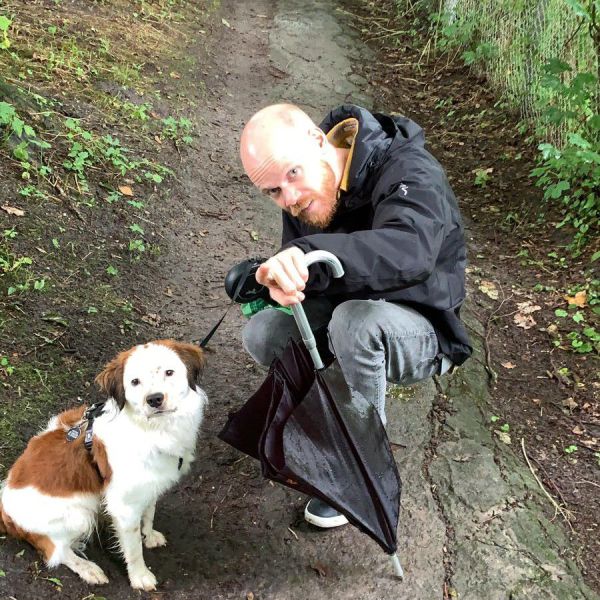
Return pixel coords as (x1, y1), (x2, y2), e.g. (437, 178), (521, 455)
(240, 104), (322, 185)
(239, 104), (349, 229)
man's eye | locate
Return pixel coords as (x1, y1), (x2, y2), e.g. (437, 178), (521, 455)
(289, 167), (299, 177)
(166, 370), (174, 377)
(268, 188), (280, 197)
(131, 378), (140, 386)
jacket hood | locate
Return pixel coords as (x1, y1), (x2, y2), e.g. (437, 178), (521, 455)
(319, 105), (425, 209)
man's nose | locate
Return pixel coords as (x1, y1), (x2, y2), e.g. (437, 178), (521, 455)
(282, 186), (300, 207)
(146, 392), (164, 408)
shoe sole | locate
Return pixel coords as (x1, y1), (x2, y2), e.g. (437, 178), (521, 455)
(304, 506), (349, 529)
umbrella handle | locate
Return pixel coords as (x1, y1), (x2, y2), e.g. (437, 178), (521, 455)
(290, 250), (344, 370)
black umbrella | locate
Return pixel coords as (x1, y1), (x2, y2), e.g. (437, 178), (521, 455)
(219, 251), (403, 577)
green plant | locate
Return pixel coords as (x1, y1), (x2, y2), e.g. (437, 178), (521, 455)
(530, 55), (599, 253)
(0, 356), (15, 376)
(473, 167), (493, 187)
(0, 101), (51, 162)
(122, 101), (152, 122)
(564, 444), (578, 454)
(161, 115), (193, 144)
(462, 41), (498, 67)
(0, 14), (11, 50)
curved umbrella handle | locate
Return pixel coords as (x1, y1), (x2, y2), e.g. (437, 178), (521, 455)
(290, 250), (344, 370)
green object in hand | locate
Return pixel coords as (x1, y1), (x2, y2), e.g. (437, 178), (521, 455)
(241, 299), (293, 318)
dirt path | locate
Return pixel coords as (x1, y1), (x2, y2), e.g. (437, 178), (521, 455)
(0, 1), (597, 599)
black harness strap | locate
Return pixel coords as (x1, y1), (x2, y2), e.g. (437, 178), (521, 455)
(66, 402), (106, 452)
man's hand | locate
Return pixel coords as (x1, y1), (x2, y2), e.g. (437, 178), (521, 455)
(255, 247), (309, 306)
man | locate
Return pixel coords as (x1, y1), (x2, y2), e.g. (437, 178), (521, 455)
(238, 103), (472, 529)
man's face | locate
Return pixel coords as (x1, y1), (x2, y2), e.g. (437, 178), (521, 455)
(255, 155), (340, 229)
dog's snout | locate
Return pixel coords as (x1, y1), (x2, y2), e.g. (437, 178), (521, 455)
(146, 393), (164, 408)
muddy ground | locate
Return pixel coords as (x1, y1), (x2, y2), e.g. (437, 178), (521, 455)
(0, 0), (598, 599)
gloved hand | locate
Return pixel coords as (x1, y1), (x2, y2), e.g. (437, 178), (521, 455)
(224, 258), (271, 303)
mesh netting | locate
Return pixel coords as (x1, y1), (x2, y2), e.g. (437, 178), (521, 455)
(439, 0), (598, 139)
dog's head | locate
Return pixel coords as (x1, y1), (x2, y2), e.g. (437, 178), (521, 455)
(95, 340), (205, 419)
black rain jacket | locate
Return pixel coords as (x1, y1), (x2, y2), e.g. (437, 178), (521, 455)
(282, 105), (472, 366)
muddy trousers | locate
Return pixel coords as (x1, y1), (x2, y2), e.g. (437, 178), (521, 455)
(242, 298), (452, 425)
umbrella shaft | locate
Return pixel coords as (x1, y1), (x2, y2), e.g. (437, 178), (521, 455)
(290, 303), (324, 370)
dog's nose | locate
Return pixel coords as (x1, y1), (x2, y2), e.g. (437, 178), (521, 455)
(146, 393), (164, 408)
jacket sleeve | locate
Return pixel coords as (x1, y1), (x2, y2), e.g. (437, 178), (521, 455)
(285, 172), (449, 296)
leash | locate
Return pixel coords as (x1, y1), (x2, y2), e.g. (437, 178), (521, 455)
(197, 259), (254, 348)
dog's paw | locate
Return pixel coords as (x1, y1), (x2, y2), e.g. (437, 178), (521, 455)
(79, 561), (109, 585)
(129, 566), (157, 591)
(143, 529), (167, 549)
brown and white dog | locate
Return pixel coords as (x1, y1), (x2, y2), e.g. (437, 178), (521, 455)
(0, 340), (206, 591)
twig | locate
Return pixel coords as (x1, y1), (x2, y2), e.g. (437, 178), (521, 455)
(520, 438), (574, 530)
(23, 331), (67, 357)
(573, 480), (600, 489)
(287, 526), (299, 540)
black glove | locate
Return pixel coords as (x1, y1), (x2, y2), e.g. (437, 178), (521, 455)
(224, 258), (271, 303)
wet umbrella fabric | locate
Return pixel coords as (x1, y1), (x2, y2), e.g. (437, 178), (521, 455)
(218, 334), (402, 560)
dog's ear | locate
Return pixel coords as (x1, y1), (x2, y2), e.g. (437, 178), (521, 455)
(166, 341), (206, 390)
(95, 351), (128, 410)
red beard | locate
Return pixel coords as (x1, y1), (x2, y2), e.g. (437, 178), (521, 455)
(292, 161), (340, 229)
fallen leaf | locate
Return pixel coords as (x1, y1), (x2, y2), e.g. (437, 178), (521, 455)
(141, 313), (161, 326)
(501, 361), (516, 369)
(221, 18), (231, 27)
(246, 593), (255, 600)
(547, 323), (558, 334)
(516, 301), (542, 314)
(581, 438), (598, 448)
(169, 71), (181, 79)
(514, 312), (536, 329)
(494, 430), (511, 445)
(572, 425), (585, 435)
(310, 562), (331, 577)
(478, 280), (499, 300)
(1, 205), (25, 216)
(532, 398), (541, 405)
(564, 290), (587, 307)
(250, 230), (259, 241)
(154, 135), (162, 144)
(562, 397), (578, 410)
(118, 185), (133, 197)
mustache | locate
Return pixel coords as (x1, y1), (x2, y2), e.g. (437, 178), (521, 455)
(289, 200), (312, 216)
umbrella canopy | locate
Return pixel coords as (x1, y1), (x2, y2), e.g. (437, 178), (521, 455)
(218, 251), (403, 575)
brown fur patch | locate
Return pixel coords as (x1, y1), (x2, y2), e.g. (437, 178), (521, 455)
(91, 438), (112, 484)
(95, 347), (134, 409)
(154, 339), (206, 390)
(7, 407), (110, 496)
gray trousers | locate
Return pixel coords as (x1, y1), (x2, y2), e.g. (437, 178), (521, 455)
(242, 298), (451, 425)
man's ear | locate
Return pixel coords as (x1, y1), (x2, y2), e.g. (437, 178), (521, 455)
(95, 351), (129, 410)
(313, 127), (327, 148)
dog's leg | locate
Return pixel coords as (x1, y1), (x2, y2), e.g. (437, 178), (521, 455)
(141, 501), (167, 549)
(110, 509), (156, 591)
(59, 547), (109, 585)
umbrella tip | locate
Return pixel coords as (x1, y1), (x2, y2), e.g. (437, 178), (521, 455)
(390, 553), (404, 580)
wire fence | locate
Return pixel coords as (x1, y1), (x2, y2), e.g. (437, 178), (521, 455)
(421, 0), (599, 140)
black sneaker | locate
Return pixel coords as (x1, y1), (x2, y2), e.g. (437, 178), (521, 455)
(304, 498), (348, 529)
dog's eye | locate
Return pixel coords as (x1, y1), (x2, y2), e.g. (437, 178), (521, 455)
(131, 378), (140, 386)
(165, 370), (174, 377)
